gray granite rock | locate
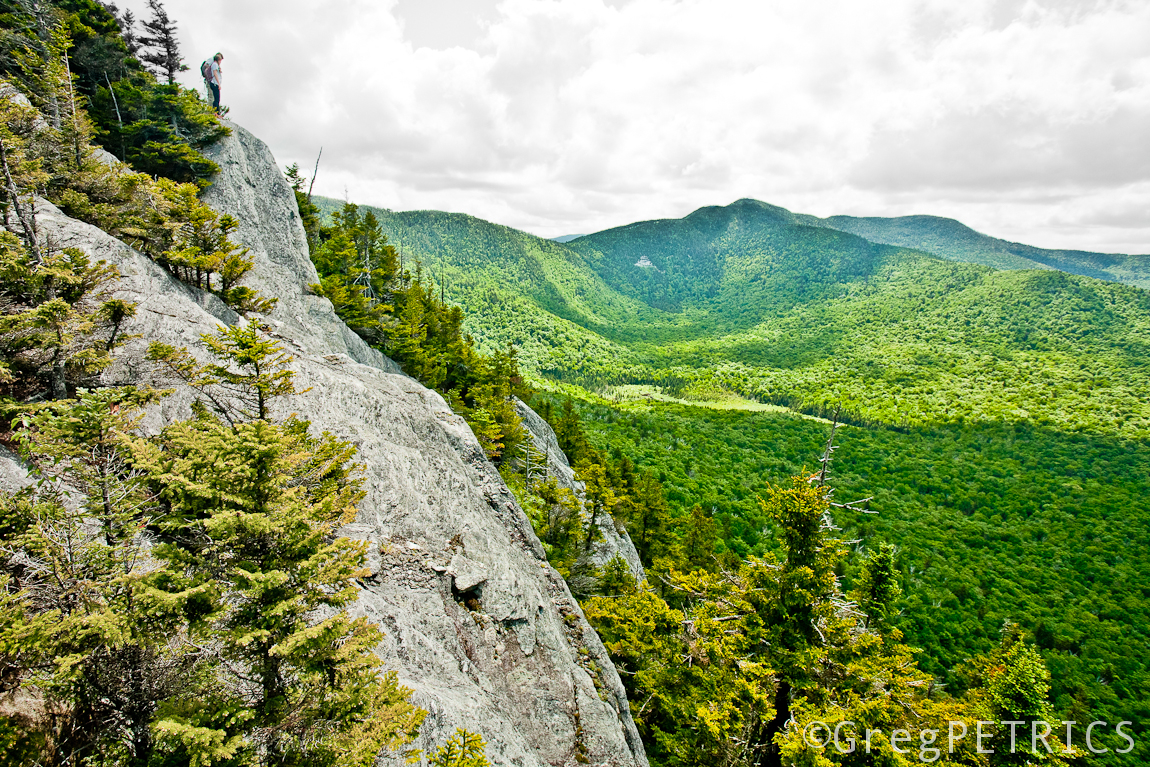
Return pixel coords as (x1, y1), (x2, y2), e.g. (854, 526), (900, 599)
(514, 398), (645, 585)
(0, 122), (647, 767)
(0, 445), (29, 496)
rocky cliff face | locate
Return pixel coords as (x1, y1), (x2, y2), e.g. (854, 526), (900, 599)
(3, 123), (647, 767)
(514, 399), (645, 585)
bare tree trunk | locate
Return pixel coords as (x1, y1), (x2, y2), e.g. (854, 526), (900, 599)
(306, 147), (322, 202)
(104, 72), (123, 128)
(63, 50), (82, 168)
(50, 332), (68, 400)
(101, 463), (115, 546)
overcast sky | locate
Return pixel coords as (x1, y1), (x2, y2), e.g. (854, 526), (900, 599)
(123, 0), (1149, 253)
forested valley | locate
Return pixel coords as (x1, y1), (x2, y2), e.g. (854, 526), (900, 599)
(0, 0), (1144, 765)
(309, 194), (1149, 765)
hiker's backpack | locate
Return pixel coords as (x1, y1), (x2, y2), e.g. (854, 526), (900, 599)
(200, 60), (212, 81)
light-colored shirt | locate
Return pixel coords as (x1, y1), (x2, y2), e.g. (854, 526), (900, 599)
(210, 61), (222, 87)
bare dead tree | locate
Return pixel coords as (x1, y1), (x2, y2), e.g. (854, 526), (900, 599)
(306, 146), (322, 202)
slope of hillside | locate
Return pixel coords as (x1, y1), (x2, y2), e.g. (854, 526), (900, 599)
(570, 198), (888, 316)
(313, 197), (1150, 439)
(810, 213), (1150, 288)
(308, 194), (1150, 762)
(567, 199), (1150, 438)
(313, 197), (672, 382)
(1, 126), (648, 766)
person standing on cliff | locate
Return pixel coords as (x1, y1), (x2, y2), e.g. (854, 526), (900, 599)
(206, 52), (223, 114)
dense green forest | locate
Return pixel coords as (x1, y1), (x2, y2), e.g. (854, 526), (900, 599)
(314, 196), (1150, 440)
(565, 397), (1149, 761)
(0, 1), (1144, 764)
(314, 194), (1150, 764)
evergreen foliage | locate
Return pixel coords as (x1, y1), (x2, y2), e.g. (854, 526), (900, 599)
(562, 395), (1149, 764)
(0, 326), (448, 765)
(0, 229), (131, 403)
(146, 323), (300, 425)
(284, 163), (320, 247)
(136, 0), (187, 85)
(300, 196), (531, 465)
(0, 19), (270, 339)
(1, 0), (226, 186)
(1, 386), (182, 765)
(429, 728), (490, 767)
(584, 473), (1079, 767)
(501, 397), (669, 597)
(139, 179), (274, 314)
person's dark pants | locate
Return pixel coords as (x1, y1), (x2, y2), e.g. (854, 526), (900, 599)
(209, 82), (220, 113)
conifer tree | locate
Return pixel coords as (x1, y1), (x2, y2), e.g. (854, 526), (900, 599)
(0, 91), (49, 264)
(136, 179), (274, 315)
(116, 7), (142, 56)
(3, 387), (192, 766)
(147, 322), (302, 425)
(0, 235), (133, 402)
(135, 325), (424, 765)
(430, 729), (490, 767)
(138, 0), (188, 84)
(853, 542), (901, 627)
(597, 555), (638, 596)
(578, 461), (616, 554)
(680, 504), (717, 571)
(630, 470), (669, 563)
(958, 624), (1075, 766)
(284, 163), (321, 246)
(553, 398), (589, 464)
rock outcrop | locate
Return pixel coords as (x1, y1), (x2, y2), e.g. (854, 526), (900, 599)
(514, 399), (645, 584)
(4, 123), (648, 767)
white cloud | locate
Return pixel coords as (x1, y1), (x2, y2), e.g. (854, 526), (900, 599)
(125, 0), (1150, 252)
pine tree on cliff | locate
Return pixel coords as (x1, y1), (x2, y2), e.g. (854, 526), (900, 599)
(138, 0), (188, 84)
(137, 325), (426, 764)
(102, 3), (143, 56)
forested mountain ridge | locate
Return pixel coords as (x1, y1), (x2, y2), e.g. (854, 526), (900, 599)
(561, 197), (1150, 289)
(808, 212), (1150, 287)
(311, 198), (656, 381)
(310, 194), (1150, 765)
(317, 195), (1150, 440)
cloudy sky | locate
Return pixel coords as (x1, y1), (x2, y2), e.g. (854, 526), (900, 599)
(124, 0), (1149, 252)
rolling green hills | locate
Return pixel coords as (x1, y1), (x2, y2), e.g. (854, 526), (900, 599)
(565, 200), (1150, 439)
(315, 196), (1150, 440)
(314, 193), (1150, 761)
(808, 213), (1150, 288)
